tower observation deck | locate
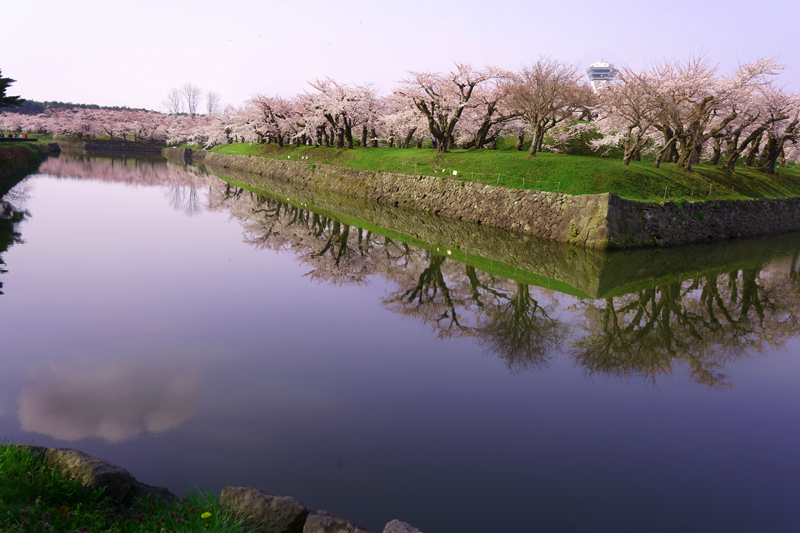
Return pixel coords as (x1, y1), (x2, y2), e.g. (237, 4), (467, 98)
(586, 61), (618, 90)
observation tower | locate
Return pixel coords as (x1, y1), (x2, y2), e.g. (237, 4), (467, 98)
(586, 61), (618, 90)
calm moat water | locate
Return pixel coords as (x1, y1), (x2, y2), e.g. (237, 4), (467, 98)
(1, 154), (799, 532)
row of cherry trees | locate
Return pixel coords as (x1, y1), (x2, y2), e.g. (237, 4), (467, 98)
(2, 56), (798, 173)
(0, 107), (211, 145)
(594, 57), (800, 173)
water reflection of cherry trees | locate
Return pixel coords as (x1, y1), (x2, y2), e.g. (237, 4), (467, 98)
(0, 180), (31, 295)
(573, 267), (800, 387)
(9, 157), (800, 387)
(208, 183), (800, 386)
(37, 155), (212, 217)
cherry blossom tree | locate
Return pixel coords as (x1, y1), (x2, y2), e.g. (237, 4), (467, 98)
(506, 57), (593, 157)
(649, 57), (782, 170)
(378, 92), (429, 148)
(458, 76), (521, 150)
(398, 63), (500, 154)
(594, 66), (663, 165)
(754, 87), (799, 174)
(305, 78), (376, 149)
(248, 94), (298, 146)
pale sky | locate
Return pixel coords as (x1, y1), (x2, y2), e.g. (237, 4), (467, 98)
(1, 0), (797, 111)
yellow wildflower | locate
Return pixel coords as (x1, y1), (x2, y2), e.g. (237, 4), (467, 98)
(201, 511), (212, 519)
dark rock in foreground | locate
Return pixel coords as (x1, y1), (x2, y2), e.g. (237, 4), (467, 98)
(221, 486), (309, 533)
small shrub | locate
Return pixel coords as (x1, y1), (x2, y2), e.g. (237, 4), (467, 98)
(697, 210), (705, 219)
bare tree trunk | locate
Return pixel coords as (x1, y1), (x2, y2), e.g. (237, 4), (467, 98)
(402, 128), (417, 149)
(361, 126), (367, 148)
(369, 128), (378, 148)
(709, 137), (721, 166)
(434, 135), (447, 154)
(654, 135), (678, 168)
(743, 133), (762, 166)
(723, 141), (741, 171)
(515, 132), (525, 151)
(676, 135), (694, 170)
(528, 127), (544, 157)
(344, 123), (354, 149)
(760, 125), (798, 174)
(622, 142), (635, 165)
(622, 128), (635, 165)
(470, 120), (493, 150)
(759, 134), (782, 174)
(658, 126), (678, 163)
(724, 127), (765, 172)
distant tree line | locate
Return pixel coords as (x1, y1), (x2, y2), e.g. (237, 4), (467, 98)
(6, 99), (150, 115)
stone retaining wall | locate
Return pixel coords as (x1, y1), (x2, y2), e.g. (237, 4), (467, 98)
(167, 148), (611, 248)
(13, 445), (422, 533)
(166, 148), (800, 249)
(608, 194), (800, 247)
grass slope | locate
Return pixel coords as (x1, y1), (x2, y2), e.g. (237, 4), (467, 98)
(208, 143), (800, 202)
(0, 441), (253, 533)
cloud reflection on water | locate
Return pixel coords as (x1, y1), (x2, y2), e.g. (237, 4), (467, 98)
(18, 363), (202, 443)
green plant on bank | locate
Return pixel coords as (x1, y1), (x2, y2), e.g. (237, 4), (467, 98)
(207, 142), (800, 202)
(0, 440), (254, 533)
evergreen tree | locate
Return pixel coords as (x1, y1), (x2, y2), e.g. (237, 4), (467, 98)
(0, 69), (24, 109)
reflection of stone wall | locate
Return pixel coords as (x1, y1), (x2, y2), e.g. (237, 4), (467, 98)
(169, 149), (612, 248)
(202, 163), (800, 298)
(207, 164), (611, 298)
(167, 148), (800, 250)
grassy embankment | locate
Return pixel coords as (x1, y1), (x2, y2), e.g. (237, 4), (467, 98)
(0, 441), (252, 533)
(0, 142), (55, 192)
(205, 142), (800, 202)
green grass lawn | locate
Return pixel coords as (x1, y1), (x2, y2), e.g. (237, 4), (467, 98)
(0, 441), (253, 533)
(208, 143), (800, 202)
